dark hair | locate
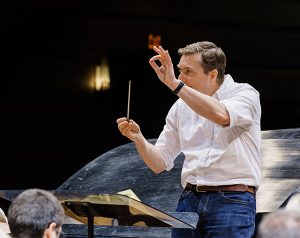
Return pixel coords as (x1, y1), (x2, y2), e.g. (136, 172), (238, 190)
(8, 189), (65, 238)
(178, 41), (226, 84)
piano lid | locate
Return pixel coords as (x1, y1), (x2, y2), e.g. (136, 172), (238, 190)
(57, 138), (184, 213)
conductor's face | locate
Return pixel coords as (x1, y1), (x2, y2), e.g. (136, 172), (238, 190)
(177, 53), (218, 96)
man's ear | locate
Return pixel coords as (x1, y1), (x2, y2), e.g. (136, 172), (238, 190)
(43, 222), (57, 238)
(209, 69), (218, 82)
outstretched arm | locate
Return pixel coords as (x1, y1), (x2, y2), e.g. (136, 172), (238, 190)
(116, 117), (166, 173)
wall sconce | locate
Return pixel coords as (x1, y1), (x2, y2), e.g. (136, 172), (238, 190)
(148, 33), (161, 50)
(95, 57), (110, 91)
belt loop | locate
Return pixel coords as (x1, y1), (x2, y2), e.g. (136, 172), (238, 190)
(242, 184), (248, 192)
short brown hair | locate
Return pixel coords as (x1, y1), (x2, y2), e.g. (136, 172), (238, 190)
(8, 189), (65, 238)
(178, 41), (226, 84)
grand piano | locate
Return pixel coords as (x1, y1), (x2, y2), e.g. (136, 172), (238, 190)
(1, 128), (300, 237)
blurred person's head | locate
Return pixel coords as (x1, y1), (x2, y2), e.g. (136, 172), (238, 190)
(8, 189), (65, 238)
(258, 209), (300, 238)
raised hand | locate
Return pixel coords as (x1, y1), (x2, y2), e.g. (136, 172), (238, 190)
(149, 46), (177, 89)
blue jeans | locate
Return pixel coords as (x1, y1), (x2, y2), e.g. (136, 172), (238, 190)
(171, 189), (256, 238)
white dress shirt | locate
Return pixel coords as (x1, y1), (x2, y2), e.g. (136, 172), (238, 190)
(155, 74), (262, 188)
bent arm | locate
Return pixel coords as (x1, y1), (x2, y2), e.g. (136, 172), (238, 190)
(177, 85), (230, 126)
(134, 133), (166, 173)
(149, 46), (229, 127)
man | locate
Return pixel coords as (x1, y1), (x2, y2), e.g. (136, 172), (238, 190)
(8, 188), (65, 238)
(117, 41), (261, 237)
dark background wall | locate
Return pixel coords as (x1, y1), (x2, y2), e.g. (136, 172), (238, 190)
(1, 0), (300, 190)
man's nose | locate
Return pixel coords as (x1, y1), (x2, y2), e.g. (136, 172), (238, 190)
(178, 74), (186, 83)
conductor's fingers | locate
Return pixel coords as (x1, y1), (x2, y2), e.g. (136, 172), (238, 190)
(149, 54), (164, 63)
(153, 45), (162, 55)
(149, 55), (165, 74)
(158, 46), (168, 59)
(116, 117), (128, 124)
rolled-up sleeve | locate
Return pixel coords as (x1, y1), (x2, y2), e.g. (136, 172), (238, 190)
(221, 87), (261, 128)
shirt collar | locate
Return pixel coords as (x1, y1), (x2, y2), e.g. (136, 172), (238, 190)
(213, 74), (234, 100)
